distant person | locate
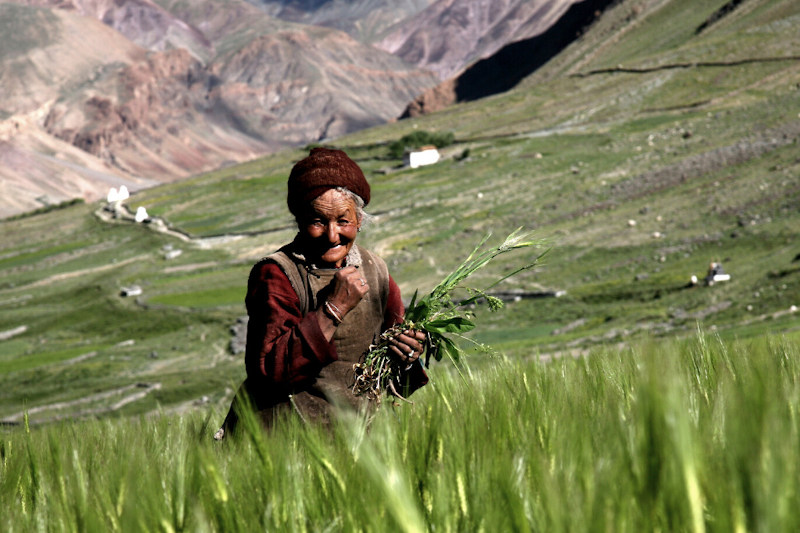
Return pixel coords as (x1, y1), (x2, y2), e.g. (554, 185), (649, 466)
(216, 148), (427, 438)
(704, 261), (729, 286)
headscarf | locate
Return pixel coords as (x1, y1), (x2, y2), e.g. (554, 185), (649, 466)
(287, 147), (370, 217)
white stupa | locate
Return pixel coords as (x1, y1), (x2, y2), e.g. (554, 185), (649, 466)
(135, 206), (149, 223)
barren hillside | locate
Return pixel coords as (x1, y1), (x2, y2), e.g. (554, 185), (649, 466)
(0, 0), (615, 219)
(0, 0), (437, 217)
(375, 0), (586, 80)
(244, 0), (437, 42)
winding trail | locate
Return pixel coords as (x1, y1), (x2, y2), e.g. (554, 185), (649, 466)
(1, 383), (162, 425)
(572, 56), (800, 77)
(25, 254), (147, 288)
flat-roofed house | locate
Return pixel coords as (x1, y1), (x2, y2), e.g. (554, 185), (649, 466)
(404, 146), (440, 169)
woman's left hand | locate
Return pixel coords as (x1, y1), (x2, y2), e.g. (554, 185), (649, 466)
(389, 329), (426, 366)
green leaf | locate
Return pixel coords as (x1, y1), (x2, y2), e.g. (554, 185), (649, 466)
(405, 296), (431, 324)
(407, 289), (419, 313)
(425, 316), (476, 334)
(436, 335), (460, 363)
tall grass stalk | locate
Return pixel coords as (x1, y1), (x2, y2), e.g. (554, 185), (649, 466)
(2, 332), (800, 531)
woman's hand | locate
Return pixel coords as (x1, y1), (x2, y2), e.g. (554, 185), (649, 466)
(389, 329), (426, 366)
(327, 266), (369, 316)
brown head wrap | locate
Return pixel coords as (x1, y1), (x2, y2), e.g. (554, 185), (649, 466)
(287, 147), (370, 217)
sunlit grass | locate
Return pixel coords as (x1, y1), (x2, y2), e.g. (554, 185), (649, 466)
(1, 0), (799, 434)
(3, 332), (799, 531)
(148, 287), (244, 308)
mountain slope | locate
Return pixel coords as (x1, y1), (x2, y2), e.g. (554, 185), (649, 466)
(375, 0), (588, 80)
(243, 0), (437, 42)
(15, 0), (215, 59)
(399, 0), (617, 117)
(0, 3), (145, 115)
(0, 0), (437, 217)
(1, 0), (799, 423)
(0, 3), (154, 216)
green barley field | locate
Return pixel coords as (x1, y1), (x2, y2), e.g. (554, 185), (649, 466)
(2, 1), (800, 530)
(3, 330), (799, 532)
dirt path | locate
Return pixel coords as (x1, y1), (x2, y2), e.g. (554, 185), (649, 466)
(24, 254), (147, 289)
(1, 382), (162, 424)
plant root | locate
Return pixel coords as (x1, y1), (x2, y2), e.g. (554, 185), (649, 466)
(386, 380), (412, 404)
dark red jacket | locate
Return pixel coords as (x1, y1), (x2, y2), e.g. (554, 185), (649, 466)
(243, 261), (425, 397)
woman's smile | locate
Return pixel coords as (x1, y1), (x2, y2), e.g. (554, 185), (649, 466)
(299, 189), (360, 268)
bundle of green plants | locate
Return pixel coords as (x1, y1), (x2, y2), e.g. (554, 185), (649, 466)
(352, 229), (547, 402)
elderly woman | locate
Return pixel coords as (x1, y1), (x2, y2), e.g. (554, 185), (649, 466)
(216, 148), (427, 438)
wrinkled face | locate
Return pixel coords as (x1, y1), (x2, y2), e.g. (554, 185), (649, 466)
(297, 189), (360, 268)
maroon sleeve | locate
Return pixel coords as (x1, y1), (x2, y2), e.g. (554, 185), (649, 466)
(384, 275), (405, 330)
(244, 261), (337, 389)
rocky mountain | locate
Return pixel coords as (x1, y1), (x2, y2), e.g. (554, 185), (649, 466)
(375, 0), (588, 81)
(400, 0), (617, 117)
(0, 0), (437, 218)
(16, 0), (215, 60)
(0, 0), (602, 219)
(0, 3), (158, 215)
(243, 0), (437, 43)
(252, 0), (610, 85)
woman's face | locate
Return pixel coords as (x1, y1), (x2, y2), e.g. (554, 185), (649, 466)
(297, 189), (360, 268)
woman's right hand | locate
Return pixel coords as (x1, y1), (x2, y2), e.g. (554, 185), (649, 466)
(327, 266), (368, 317)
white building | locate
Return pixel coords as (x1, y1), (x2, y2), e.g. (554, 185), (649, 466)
(135, 206), (149, 223)
(106, 185), (130, 203)
(120, 285), (142, 297)
(404, 146), (440, 169)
